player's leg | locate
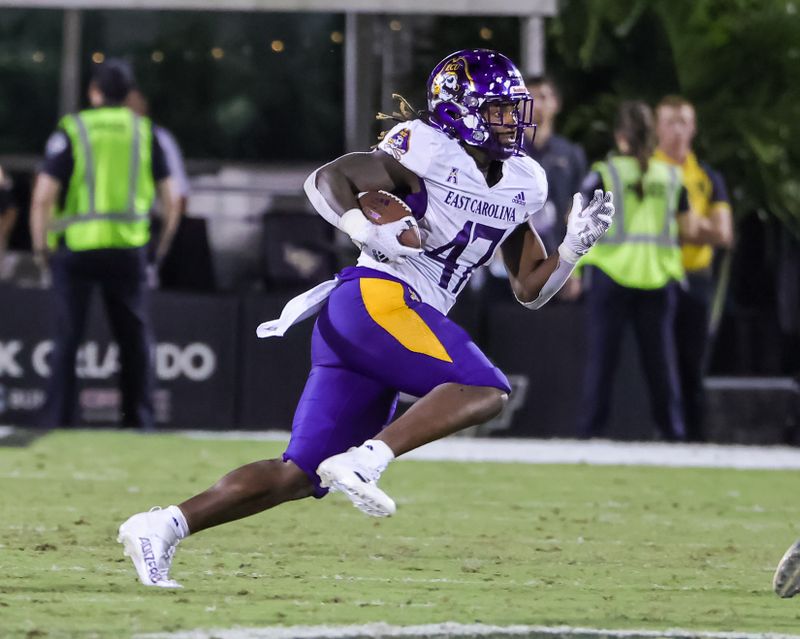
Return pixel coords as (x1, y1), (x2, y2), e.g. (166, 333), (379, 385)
(315, 274), (509, 514)
(118, 457), (313, 588)
(118, 317), (397, 585)
(284, 348), (400, 515)
(324, 276), (510, 445)
(182, 358), (398, 526)
(177, 459), (314, 533)
(631, 282), (685, 441)
(317, 381), (505, 517)
(373, 382), (506, 456)
(774, 538), (800, 597)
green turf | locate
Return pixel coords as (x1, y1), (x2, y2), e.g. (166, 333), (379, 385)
(2, 431), (800, 638)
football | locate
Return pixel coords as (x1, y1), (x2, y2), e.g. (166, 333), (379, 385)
(358, 190), (422, 249)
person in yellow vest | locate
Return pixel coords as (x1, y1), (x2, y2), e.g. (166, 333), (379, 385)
(29, 58), (179, 430)
(576, 101), (703, 441)
(654, 95), (734, 442)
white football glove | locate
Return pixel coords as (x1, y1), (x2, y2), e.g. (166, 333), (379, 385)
(342, 211), (423, 264)
(558, 189), (615, 264)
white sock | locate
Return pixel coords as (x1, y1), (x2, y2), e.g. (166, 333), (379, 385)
(165, 505), (190, 539)
(362, 439), (395, 467)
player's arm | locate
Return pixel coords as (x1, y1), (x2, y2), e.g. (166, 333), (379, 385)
(504, 190), (614, 310)
(501, 223), (561, 303)
(310, 150), (419, 215)
(304, 150), (423, 262)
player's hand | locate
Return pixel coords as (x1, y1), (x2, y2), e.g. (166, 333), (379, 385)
(558, 190), (614, 264)
(358, 216), (423, 265)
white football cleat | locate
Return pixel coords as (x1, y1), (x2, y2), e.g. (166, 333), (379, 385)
(117, 508), (182, 588)
(774, 538), (800, 598)
(317, 446), (396, 517)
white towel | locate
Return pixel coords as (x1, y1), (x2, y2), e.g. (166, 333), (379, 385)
(256, 278), (339, 338)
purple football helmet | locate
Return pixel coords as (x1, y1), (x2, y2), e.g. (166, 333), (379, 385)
(426, 49), (534, 160)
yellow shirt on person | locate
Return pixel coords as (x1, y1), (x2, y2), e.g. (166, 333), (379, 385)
(653, 149), (731, 273)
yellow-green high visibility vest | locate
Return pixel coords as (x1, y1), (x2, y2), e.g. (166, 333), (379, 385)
(579, 156), (685, 289)
(48, 107), (155, 251)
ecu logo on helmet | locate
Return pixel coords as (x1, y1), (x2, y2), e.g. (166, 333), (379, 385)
(431, 57), (474, 105)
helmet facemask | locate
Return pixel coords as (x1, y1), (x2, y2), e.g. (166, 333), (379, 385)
(478, 97), (535, 160)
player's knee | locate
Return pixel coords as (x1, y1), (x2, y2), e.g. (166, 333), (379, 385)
(472, 386), (507, 422)
(217, 459), (312, 500)
(276, 460), (315, 499)
(485, 388), (508, 420)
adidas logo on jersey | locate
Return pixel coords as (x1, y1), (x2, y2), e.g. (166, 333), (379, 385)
(512, 191), (526, 205)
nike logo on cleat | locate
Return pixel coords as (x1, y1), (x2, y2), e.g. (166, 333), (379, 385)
(353, 471), (368, 483)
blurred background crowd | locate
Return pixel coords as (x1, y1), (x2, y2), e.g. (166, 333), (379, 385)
(0, 0), (798, 441)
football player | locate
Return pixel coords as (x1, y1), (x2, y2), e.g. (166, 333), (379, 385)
(118, 49), (614, 588)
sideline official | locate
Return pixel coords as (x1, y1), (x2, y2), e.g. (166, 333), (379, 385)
(30, 58), (179, 430)
(654, 95), (734, 442)
(576, 101), (691, 442)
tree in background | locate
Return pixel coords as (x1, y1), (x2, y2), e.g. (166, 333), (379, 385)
(549, 0), (799, 238)
(545, 0), (800, 375)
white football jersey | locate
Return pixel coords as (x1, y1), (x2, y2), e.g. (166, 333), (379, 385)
(363, 119), (548, 315)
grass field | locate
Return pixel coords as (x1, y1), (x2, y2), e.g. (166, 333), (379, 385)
(2, 430), (800, 638)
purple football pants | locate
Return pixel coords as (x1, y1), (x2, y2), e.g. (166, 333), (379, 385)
(283, 267), (510, 496)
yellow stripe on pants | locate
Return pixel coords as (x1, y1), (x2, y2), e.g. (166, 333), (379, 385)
(359, 278), (453, 363)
